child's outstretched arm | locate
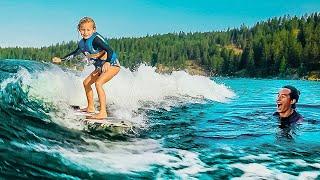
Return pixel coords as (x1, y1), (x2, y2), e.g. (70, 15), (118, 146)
(52, 47), (81, 64)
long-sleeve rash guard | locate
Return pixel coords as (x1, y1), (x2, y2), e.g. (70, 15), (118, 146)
(62, 36), (114, 62)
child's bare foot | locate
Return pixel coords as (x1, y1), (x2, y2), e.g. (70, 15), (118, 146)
(80, 107), (95, 113)
(86, 112), (107, 120)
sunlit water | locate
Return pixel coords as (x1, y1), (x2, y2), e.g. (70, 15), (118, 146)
(0, 59), (319, 179)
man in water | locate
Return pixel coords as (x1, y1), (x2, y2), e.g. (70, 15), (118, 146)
(274, 85), (303, 126)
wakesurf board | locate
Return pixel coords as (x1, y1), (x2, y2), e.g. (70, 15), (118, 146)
(71, 105), (133, 135)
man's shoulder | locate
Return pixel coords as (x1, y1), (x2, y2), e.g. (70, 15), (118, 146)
(293, 111), (303, 122)
(288, 110), (303, 123)
(273, 110), (303, 123)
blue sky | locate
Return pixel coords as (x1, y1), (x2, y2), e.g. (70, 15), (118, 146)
(0, 0), (319, 47)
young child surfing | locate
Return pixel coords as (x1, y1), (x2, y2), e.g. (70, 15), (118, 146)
(52, 17), (120, 119)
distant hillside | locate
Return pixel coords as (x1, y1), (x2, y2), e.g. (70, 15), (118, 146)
(0, 13), (319, 78)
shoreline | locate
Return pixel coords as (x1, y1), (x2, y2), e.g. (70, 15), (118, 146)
(155, 60), (320, 81)
(155, 60), (211, 76)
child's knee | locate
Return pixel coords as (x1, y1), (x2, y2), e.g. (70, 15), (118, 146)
(83, 80), (91, 88)
(95, 81), (103, 88)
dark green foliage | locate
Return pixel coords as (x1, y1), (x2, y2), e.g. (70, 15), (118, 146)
(0, 13), (319, 77)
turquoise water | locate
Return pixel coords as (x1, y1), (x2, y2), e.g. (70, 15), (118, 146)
(0, 59), (319, 179)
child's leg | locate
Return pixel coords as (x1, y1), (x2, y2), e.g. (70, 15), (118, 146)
(90, 65), (120, 119)
(83, 70), (100, 112)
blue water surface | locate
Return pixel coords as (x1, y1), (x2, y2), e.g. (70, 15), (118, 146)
(0, 59), (319, 179)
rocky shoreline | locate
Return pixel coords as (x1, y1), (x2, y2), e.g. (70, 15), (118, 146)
(155, 61), (320, 81)
(306, 71), (320, 81)
(156, 60), (210, 76)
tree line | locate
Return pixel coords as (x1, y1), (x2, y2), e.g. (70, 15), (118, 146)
(0, 13), (319, 77)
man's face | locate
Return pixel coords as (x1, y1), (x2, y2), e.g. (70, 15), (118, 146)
(276, 88), (294, 113)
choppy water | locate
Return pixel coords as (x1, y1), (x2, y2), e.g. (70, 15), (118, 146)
(0, 59), (319, 179)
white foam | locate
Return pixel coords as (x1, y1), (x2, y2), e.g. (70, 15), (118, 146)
(284, 159), (309, 167)
(231, 163), (273, 178)
(231, 163), (296, 179)
(283, 159), (320, 169)
(298, 171), (319, 179)
(16, 63), (234, 128)
(26, 65), (85, 107)
(0, 66), (31, 91)
(240, 154), (272, 161)
(231, 162), (320, 179)
(311, 163), (320, 169)
(29, 138), (213, 178)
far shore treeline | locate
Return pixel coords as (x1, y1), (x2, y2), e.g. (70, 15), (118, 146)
(0, 13), (319, 78)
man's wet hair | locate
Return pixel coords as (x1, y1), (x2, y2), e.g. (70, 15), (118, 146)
(283, 85), (300, 109)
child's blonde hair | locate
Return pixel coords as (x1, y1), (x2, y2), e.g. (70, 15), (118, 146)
(78, 17), (96, 30)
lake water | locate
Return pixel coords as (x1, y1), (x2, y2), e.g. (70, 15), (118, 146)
(0, 59), (319, 179)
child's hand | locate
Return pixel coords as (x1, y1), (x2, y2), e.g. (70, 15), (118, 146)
(52, 57), (62, 63)
(100, 51), (108, 60)
(102, 62), (110, 73)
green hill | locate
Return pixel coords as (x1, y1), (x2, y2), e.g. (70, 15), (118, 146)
(1, 13), (319, 79)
